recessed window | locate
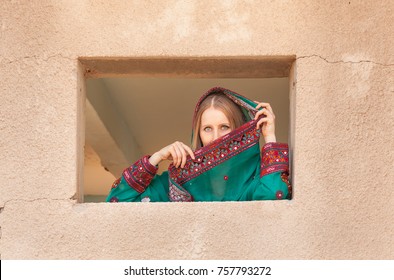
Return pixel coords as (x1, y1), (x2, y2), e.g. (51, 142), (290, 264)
(80, 57), (295, 202)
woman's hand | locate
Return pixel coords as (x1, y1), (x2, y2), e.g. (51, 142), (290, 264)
(149, 141), (195, 168)
(254, 101), (277, 143)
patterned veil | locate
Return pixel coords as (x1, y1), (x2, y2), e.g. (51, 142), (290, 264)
(168, 87), (266, 202)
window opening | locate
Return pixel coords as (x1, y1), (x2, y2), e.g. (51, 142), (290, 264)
(80, 57), (295, 202)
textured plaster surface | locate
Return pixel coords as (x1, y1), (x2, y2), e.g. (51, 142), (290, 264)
(1, 0), (393, 259)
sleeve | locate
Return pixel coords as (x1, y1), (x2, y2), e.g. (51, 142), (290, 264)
(251, 142), (292, 200)
(105, 155), (170, 202)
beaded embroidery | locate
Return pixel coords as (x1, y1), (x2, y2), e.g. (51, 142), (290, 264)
(122, 156), (158, 193)
(276, 190), (284, 200)
(260, 142), (289, 177)
(111, 177), (121, 189)
(281, 171), (292, 199)
(168, 180), (194, 202)
(169, 119), (261, 186)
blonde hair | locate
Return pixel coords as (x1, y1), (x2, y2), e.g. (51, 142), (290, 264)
(192, 93), (245, 150)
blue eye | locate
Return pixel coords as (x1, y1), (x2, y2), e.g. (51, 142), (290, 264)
(221, 125), (230, 130)
(204, 127), (212, 132)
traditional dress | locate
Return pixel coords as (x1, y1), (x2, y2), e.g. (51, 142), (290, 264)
(106, 87), (291, 202)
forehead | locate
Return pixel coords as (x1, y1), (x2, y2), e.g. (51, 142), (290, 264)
(200, 107), (230, 125)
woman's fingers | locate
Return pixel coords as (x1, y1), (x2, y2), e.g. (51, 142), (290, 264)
(174, 141), (187, 168)
(182, 143), (195, 160)
(256, 117), (269, 129)
(178, 142), (196, 168)
(168, 145), (177, 166)
(255, 108), (275, 124)
(254, 109), (266, 119)
(254, 101), (277, 142)
(170, 141), (195, 168)
(170, 144), (182, 168)
(156, 141), (195, 168)
(256, 108), (275, 129)
(254, 101), (275, 119)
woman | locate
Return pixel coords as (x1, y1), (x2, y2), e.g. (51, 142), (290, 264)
(106, 87), (291, 202)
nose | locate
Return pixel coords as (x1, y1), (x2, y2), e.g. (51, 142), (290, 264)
(212, 129), (220, 142)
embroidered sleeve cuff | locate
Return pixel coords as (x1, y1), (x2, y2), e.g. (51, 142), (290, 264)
(260, 142), (289, 177)
(122, 155), (158, 193)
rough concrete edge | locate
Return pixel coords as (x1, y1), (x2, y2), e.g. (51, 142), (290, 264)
(296, 54), (394, 66)
(0, 54), (75, 65)
(77, 59), (86, 203)
(288, 60), (297, 200)
(0, 205), (2, 259)
(79, 55), (295, 78)
(3, 54), (393, 67)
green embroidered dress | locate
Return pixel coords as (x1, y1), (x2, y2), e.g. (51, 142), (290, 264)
(106, 87), (291, 202)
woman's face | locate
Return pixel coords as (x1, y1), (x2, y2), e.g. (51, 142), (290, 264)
(199, 107), (232, 146)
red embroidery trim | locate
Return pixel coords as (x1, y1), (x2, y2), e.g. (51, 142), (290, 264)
(168, 180), (194, 202)
(260, 143), (289, 177)
(169, 119), (261, 185)
(122, 156), (158, 193)
(111, 177), (121, 189)
(281, 171), (292, 199)
(276, 190), (284, 200)
(141, 155), (158, 175)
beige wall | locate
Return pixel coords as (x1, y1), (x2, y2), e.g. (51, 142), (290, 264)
(1, 1), (393, 259)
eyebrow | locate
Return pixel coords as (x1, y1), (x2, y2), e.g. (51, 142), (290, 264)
(201, 123), (230, 128)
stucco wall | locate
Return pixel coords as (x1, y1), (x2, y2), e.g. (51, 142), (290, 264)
(0, 0), (393, 259)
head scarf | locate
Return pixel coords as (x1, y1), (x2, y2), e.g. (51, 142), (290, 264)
(168, 87), (263, 202)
